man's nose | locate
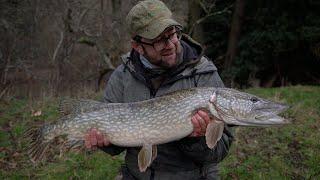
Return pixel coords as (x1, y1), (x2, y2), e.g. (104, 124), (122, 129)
(164, 39), (175, 49)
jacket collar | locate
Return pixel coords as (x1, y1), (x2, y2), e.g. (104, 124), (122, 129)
(122, 34), (203, 72)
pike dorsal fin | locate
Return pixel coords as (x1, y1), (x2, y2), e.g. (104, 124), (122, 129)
(138, 144), (157, 172)
(59, 98), (105, 116)
(205, 120), (225, 149)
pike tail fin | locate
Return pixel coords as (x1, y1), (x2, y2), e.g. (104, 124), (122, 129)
(23, 127), (51, 163)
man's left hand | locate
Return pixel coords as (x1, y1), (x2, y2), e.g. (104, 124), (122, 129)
(190, 110), (215, 137)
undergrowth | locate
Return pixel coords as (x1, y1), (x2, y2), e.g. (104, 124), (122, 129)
(0, 86), (319, 179)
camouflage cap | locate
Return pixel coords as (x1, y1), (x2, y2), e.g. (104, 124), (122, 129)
(126, 0), (181, 39)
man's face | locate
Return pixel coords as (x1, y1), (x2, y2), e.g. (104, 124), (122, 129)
(136, 26), (182, 68)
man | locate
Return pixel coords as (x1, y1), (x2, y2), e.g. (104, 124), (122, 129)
(85, 0), (233, 179)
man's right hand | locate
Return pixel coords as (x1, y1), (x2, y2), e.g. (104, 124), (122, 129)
(84, 128), (110, 150)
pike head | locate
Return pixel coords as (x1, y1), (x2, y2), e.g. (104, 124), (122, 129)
(208, 89), (289, 126)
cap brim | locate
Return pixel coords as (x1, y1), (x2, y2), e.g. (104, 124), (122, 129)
(138, 18), (181, 39)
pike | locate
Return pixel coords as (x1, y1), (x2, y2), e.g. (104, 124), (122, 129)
(25, 87), (289, 172)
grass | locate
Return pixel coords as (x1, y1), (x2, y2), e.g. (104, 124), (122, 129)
(0, 85), (319, 179)
(0, 95), (124, 179)
(220, 85), (320, 179)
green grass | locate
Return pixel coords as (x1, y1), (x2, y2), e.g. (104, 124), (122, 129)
(0, 86), (319, 179)
(0, 96), (124, 179)
(220, 86), (320, 179)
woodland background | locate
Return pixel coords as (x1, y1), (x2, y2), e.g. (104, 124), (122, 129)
(1, 0), (319, 99)
(0, 0), (319, 179)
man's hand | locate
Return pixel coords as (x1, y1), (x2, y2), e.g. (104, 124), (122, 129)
(190, 110), (217, 137)
(84, 128), (110, 150)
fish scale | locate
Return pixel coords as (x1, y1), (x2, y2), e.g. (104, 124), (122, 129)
(25, 87), (289, 171)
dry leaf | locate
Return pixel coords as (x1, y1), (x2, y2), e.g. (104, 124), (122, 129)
(31, 110), (42, 117)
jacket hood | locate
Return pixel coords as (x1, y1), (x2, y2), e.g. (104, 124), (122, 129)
(180, 34), (203, 58)
(120, 34), (216, 85)
(121, 34), (203, 72)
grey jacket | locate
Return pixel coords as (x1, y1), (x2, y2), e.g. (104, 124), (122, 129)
(100, 35), (233, 180)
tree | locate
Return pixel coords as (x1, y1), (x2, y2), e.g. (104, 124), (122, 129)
(224, 0), (245, 70)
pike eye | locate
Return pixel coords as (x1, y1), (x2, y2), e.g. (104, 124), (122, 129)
(250, 97), (259, 103)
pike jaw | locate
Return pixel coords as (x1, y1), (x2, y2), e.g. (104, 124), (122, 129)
(208, 89), (289, 126)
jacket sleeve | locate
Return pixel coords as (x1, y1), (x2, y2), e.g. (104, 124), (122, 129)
(99, 67), (126, 155)
(178, 125), (234, 164)
(178, 67), (234, 164)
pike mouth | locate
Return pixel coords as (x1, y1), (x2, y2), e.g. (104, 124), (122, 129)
(255, 114), (289, 124)
(236, 114), (289, 126)
(255, 102), (289, 113)
(238, 104), (290, 126)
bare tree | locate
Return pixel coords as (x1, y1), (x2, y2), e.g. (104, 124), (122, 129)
(0, 0), (190, 98)
(188, 0), (232, 42)
(224, 0), (245, 69)
(188, 0), (205, 43)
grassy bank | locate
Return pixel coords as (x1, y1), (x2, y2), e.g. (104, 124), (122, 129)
(0, 86), (319, 179)
(220, 86), (320, 179)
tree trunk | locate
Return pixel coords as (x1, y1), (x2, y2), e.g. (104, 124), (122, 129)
(224, 0), (245, 69)
(188, 0), (204, 44)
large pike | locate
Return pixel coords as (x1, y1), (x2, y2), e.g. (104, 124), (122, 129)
(25, 87), (289, 171)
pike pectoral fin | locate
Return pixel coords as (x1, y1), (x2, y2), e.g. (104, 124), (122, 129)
(205, 121), (225, 149)
(152, 145), (157, 162)
(138, 144), (157, 172)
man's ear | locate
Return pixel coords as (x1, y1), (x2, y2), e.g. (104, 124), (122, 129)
(131, 41), (144, 54)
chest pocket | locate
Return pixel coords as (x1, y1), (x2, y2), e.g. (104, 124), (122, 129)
(122, 76), (151, 103)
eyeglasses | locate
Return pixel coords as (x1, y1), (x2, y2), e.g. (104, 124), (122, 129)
(135, 30), (182, 51)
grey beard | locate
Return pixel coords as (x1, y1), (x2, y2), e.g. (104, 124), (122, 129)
(140, 47), (184, 71)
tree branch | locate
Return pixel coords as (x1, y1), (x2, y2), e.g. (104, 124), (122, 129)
(188, 4), (233, 35)
(52, 31), (64, 63)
